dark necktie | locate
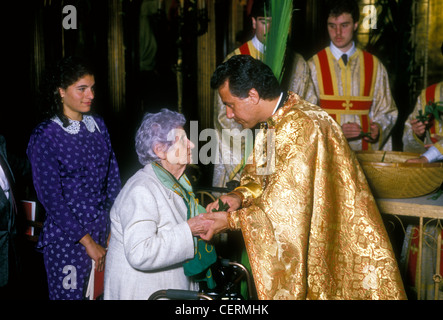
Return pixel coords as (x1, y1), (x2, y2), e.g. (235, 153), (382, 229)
(341, 54), (348, 66)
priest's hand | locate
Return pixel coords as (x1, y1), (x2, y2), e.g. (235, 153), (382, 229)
(206, 194), (241, 213)
(199, 211), (229, 241)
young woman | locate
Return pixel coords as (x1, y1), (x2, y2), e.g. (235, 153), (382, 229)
(27, 56), (121, 300)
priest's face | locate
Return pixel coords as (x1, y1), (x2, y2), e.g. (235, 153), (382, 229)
(219, 80), (260, 129)
(327, 13), (358, 52)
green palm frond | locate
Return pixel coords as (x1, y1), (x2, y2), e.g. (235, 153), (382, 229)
(417, 100), (443, 122)
(263, 0), (293, 83)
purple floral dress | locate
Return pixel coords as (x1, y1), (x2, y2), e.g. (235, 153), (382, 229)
(27, 115), (121, 300)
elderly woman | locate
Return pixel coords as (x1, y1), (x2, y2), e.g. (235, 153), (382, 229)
(104, 109), (216, 300)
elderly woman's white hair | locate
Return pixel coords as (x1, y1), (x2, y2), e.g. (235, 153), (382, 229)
(135, 108), (186, 165)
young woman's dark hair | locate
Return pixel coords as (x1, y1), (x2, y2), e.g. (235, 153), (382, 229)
(41, 56), (95, 127)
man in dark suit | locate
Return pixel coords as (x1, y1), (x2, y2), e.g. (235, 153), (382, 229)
(0, 134), (19, 297)
(0, 134), (28, 298)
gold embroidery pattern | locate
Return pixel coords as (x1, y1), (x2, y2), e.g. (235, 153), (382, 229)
(229, 93), (406, 299)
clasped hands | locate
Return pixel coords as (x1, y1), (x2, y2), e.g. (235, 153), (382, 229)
(187, 194), (242, 241)
(342, 121), (379, 143)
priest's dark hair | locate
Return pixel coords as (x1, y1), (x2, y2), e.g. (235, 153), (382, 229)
(210, 55), (281, 101)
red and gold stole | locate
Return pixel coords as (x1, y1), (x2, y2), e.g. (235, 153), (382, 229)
(422, 82), (442, 143)
(233, 40), (263, 60)
(312, 47), (377, 150)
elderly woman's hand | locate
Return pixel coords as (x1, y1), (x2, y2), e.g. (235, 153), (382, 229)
(199, 211), (229, 241)
(187, 215), (214, 237)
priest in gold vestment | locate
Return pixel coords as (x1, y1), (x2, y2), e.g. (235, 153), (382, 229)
(308, 0), (397, 152)
(203, 55), (406, 300)
(212, 0), (317, 191)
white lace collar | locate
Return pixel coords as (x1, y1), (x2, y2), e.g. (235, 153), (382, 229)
(51, 115), (98, 135)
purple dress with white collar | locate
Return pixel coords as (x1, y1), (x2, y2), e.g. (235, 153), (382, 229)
(27, 115), (121, 300)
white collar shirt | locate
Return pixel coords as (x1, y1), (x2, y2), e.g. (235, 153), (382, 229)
(329, 41), (356, 61)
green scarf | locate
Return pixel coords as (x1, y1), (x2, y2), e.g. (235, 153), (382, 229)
(152, 162), (217, 289)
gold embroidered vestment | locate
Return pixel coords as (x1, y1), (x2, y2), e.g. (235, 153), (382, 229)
(228, 92), (406, 300)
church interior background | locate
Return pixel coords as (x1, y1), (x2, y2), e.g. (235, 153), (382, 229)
(0, 0), (442, 299)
